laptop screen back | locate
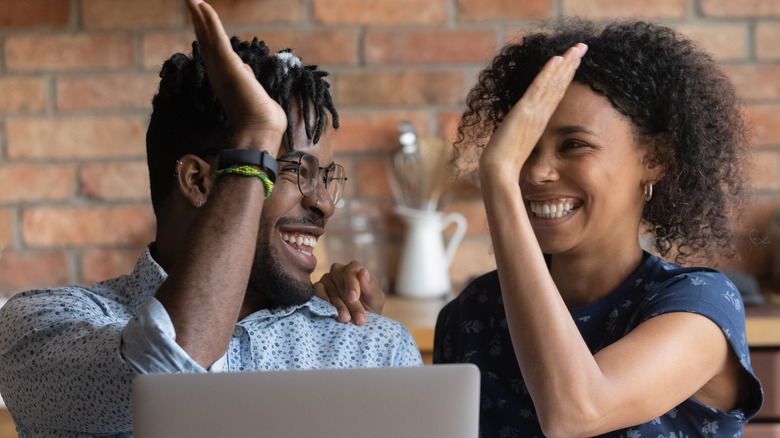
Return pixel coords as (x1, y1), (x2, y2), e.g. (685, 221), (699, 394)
(132, 364), (480, 438)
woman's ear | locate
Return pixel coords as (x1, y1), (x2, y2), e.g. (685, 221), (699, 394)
(174, 154), (215, 208)
(642, 136), (669, 183)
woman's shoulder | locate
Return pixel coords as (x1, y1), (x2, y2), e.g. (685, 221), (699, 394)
(641, 255), (736, 297)
(450, 270), (501, 303)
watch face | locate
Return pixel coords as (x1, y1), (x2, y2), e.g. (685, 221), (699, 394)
(219, 149), (278, 182)
(260, 150), (278, 180)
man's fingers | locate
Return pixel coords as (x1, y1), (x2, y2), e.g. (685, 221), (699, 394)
(197, 1), (232, 54)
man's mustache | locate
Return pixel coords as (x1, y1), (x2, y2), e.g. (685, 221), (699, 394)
(276, 215), (325, 229)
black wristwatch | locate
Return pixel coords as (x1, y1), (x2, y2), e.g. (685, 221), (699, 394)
(218, 149), (278, 183)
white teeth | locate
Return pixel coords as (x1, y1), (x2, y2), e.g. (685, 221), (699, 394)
(281, 233), (318, 249)
(529, 200), (576, 219)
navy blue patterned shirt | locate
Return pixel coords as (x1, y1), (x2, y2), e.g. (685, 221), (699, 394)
(0, 247), (422, 437)
(434, 253), (763, 437)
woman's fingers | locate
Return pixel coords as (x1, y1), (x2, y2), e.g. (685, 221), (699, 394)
(523, 43), (587, 111)
(480, 43), (587, 175)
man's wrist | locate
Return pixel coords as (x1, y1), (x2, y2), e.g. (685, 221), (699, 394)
(218, 149), (278, 183)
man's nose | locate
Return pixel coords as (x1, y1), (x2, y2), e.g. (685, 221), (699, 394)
(302, 180), (335, 218)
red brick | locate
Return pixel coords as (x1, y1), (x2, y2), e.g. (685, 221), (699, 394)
(354, 158), (394, 198)
(81, 247), (145, 284)
(0, 164), (77, 202)
(83, 0), (180, 29)
(0, 0), (69, 28)
(143, 29), (358, 70)
(142, 31), (195, 70)
(57, 74), (159, 111)
(701, 0), (780, 17)
(756, 23), (780, 60)
(23, 206), (155, 246)
(206, 0), (301, 25)
(5, 34), (134, 72)
(0, 78), (47, 114)
(365, 30), (496, 65)
(674, 24), (748, 61)
(7, 117), (146, 159)
(444, 199), (489, 237)
(744, 105), (780, 147)
(240, 30), (359, 66)
(335, 71), (465, 107)
(335, 110), (430, 153)
(457, 0), (552, 21)
(449, 237), (495, 292)
(748, 150), (780, 191)
(0, 209), (12, 247)
(563, 0), (686, 18)
(723, 65), (780, 101)
(313, 0), (446, 24)
(0, 251), (69, 294)
(79, 162), (150, 200)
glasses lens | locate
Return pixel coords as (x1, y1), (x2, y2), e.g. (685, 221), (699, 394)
(298, 154), (319, 197)
(327, 164), (346, 204)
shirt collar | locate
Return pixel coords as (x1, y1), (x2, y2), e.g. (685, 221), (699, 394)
(240, 296), (338, 322)
(128, 245), (169, 305)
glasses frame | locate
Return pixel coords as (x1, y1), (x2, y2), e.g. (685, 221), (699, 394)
(276, 153), (347, 205)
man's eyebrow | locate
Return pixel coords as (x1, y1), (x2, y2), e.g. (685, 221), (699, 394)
(278, 150), (305, 160)
(553, 125), (598, 137)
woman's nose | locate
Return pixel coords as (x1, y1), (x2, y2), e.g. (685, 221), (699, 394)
(522, 152), (560, 185)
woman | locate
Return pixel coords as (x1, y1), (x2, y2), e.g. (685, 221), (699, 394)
(434, 19), (764, 437)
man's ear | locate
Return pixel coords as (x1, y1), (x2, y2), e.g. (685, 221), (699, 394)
(175, 154), (215, 208)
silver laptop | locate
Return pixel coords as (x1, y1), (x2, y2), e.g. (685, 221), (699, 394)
(132, 364), (480, 438)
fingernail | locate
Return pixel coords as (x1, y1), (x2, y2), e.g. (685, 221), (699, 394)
(339, 310), (350, 322)
(348, 290), (359, 303)
(356, 314), (367, 326)
(553, 56), (563, 65)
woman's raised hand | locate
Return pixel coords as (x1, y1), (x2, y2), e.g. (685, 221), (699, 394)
(186, 0), (286, 153)
(479, 43), (587, 182)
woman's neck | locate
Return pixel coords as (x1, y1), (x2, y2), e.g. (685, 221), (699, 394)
(549, 243), (645, 308)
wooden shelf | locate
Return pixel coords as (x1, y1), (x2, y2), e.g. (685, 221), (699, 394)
(386, 296), (780, 354)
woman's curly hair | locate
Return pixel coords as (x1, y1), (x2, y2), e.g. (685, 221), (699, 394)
(457, 19), (747, 264)
(146, 37), (338, 219)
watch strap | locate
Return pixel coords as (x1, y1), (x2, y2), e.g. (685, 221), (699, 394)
(218, 149), (277, 183)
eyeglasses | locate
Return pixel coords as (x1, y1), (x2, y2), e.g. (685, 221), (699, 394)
(276, 153), (347, 205)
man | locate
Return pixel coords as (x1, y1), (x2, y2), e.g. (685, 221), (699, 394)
(0, 1), (422, 435)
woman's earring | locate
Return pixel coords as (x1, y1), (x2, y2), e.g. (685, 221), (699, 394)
(195, 200), (203, 208)
(644, 184), (653, 202)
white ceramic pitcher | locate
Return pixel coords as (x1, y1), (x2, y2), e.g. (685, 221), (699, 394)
(395, 207), (467, 299)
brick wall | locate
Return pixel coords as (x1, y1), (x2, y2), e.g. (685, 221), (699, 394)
(1, 0), (779, 297)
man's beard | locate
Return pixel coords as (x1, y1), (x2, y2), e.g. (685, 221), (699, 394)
(247, 218), (318, 309)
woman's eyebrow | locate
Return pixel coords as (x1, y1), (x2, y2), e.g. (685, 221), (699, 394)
(553, 125), (598, 137)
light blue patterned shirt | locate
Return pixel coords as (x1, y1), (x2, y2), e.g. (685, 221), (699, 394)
(0, 247), (422, 437)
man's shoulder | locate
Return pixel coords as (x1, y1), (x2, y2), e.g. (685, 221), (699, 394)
(307, 297), (410, 332)
(2, 275), (135, 321)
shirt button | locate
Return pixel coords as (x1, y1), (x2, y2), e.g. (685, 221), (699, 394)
(233, 326), (243, 337)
